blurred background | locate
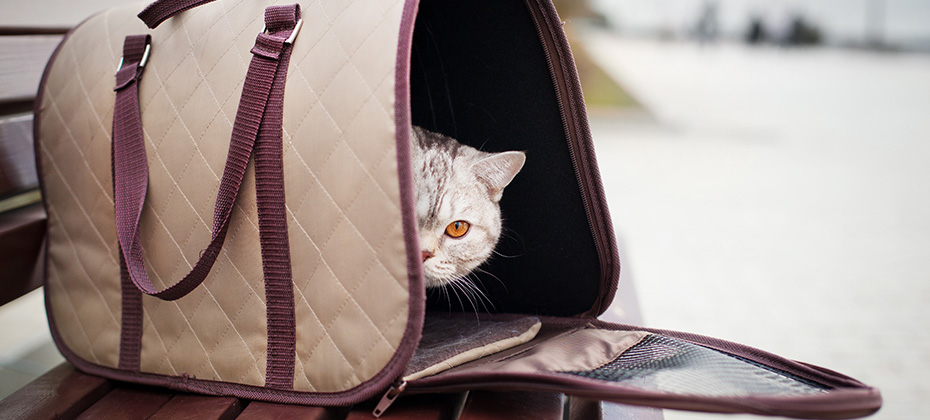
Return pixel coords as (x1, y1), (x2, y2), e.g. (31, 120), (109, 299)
(555, 1), (930, 419)
(1, 1), (927, 419)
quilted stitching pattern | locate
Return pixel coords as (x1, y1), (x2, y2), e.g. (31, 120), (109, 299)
(40, 0), (410, 392)
(40, 10), (135, 368)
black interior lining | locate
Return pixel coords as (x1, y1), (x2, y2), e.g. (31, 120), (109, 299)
(411, 0), (601, 316)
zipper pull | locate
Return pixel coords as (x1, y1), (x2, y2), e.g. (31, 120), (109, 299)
(372, 380), (407, 417)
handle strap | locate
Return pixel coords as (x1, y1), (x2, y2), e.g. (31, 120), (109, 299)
(112, 7), (301, 302)
(114, 35), (150, 371)
(138, 0), (218, 29)
(252, 4), (301, 389)
(114, 6), (301, 387)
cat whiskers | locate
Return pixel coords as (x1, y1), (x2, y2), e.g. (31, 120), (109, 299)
(462, 274), (495, 314)
(473, 267), (508, 293)
(491, 250), (522, 259)
(439, 275), (494, 318)
(495, 227), (526, 259)
(427, 281), (454, 312)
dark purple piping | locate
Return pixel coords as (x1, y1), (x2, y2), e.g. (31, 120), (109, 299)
(524, 0), (620, 318)
(406, 370), (880, 419)
(381, 0), (426, 391)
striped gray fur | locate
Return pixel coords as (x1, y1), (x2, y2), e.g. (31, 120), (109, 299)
(411, 126), (526, 290)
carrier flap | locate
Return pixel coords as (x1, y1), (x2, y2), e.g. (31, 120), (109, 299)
(403, 318), (882, 419)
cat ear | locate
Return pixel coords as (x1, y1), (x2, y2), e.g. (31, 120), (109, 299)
(472, 151), (526, 202)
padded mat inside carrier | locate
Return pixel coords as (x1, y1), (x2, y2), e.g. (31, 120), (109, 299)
(404, 316), (541, 381)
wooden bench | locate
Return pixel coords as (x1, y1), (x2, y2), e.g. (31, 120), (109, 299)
(0, 6), (662, 420)
(0, 364), (604, 419)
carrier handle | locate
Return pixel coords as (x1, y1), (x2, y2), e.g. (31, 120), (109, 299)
(138, 0), (219, 29)
(112, 6), (301, 301)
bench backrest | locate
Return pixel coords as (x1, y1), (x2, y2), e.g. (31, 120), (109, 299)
(0, 1), (126, 306)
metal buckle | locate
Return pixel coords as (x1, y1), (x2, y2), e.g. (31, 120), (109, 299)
(117, 42), (151, 71)
(285, 19), (303, 45)
(261, 19), (303, 45)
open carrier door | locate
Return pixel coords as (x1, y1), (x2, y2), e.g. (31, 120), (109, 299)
(397, 0), (882, 418)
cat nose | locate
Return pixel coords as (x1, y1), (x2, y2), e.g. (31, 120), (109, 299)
(421, 250), (434, 262)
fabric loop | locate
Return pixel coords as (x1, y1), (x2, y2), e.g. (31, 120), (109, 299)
(114, 64), (140, 91)
(114, 35), (150, 91)
(251, 35), (285, 60)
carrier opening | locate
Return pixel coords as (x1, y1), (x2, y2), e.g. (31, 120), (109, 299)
(409, 0), (609, 316)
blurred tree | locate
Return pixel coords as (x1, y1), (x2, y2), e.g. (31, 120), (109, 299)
(552, 0), (590, 19)
(552, 0), (639, 109)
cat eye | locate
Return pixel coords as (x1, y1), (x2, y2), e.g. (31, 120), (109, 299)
(445, 221), (470, 238)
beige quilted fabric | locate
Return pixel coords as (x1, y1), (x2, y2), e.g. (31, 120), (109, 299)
(39, 0), (411, 392)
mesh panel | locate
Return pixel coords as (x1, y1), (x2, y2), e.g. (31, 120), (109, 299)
(564, 335), (828, 397)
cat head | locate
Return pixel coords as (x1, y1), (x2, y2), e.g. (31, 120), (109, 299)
(411, 126), (526, 288)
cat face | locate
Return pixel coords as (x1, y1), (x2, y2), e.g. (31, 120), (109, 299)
(411, 126), (525, 288)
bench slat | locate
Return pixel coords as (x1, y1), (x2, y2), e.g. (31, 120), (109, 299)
(0, 35), (62, 110)
(0, 114), (39, 198)
(237, 402), (342, 420)
(346, 393), (466, 420)
(148, 395), (244, 420)
(75, 387), (173, 420)
(458, 391), (563, 420)
(567, 396), (604, 420)
(0, 363), (111, 420)
(0, 203), (46, 306)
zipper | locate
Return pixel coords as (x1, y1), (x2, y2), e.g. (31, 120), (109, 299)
(372, 379), (407, 417)
(402, 372), (881, 420)
(522, 0), (616, 316)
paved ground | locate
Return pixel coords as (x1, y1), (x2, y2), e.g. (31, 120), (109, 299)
(585, 33), (930, 419)
(0, 290), (63, 398)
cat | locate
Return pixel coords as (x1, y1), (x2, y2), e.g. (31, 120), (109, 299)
(410, 125), (526, 290)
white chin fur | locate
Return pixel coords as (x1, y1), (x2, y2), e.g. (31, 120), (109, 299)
(422, 267), (449, 288)
(422, 264), (461, 288)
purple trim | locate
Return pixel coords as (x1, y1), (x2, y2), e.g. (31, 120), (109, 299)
(137, 0), (218, 29)
(374, 0), (426, 394)
(253, 4), (300, 390)
(407, 370), (880, 419)
(523, 0), (620, 318)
